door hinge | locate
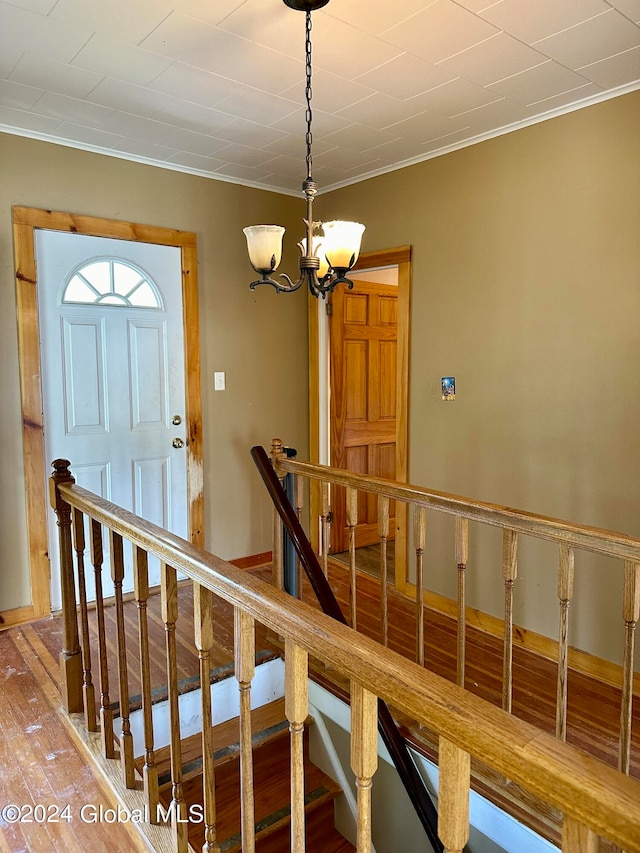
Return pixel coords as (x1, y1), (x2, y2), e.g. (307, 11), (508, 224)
(326, 299), (333, 316)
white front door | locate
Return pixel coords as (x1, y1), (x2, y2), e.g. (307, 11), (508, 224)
(36, 231), (188, 608)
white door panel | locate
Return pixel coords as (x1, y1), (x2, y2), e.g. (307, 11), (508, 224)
(37, 231), (188, 609)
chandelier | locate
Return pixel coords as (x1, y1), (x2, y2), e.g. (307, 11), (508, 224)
(243, 0), (365, 299)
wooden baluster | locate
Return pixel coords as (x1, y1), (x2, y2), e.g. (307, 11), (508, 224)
(346, 487), (358, 629)
(455, 517), (469, 689)
(561, 815), (598, 853)
(90, 519), (114, 757)
(378, 496), (390, 646)
(271, 439), (285, 589)
(161, 562), (188, 852)
(49, 460), (83, 714)
(438, 738), (470, 853)
(414, 505), (427, 666)
(110, 530), (134, 787)
(619, 560), (640, 774)
(235, 607), (256, 853)
(133, 546), (159, 821)
(556, 543), (575, 741)
(350, 682), (378, 853)
(502, 530), (518, 714)
(294, 473), (304, 599)
(195, 583), (220, 852)
(286, 639), (309, 853)
(321, 480), (331, 578)
(71, 507), (96, 731)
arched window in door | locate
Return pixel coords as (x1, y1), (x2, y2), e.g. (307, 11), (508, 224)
(62, 258), (163, 308)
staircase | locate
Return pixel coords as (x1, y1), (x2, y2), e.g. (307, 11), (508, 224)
(148, 697), (355, 852)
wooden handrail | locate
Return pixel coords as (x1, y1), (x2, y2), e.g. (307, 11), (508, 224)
(250, 445), (443, 852)
(53, 477), (640, 852)
(275, 457), (640, 562)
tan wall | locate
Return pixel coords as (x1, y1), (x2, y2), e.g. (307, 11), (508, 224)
(322, 91), (640, 663)
(0, 133), (308, 612)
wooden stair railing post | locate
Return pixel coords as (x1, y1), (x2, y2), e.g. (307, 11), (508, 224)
(133, 545), (159, 821)
(195, 583), (220, 853)
(502, 529), (518, 713)
(378, 495), (390, 646)
(321, 480), (331, 578)
(561, 816), (598, 853)
(346, 486), (358, 629)
(270, 439), (286, 590)
(90, 518), (115, 757)
(110, 530), (135, 788)
(49, 460), (83, 714)
(286, 639), (309, 853)
(556, 543), (575, 741)
(235, 607), (256, 853)
(161, 561), (188, 853)
(438, 738), (470, 853)
(455, 517), (469, 689)
(350, 681), (378, 853)
(71, 506), (96, 730)
(619, 560), (640, 774)
(414, 505), (427, 666)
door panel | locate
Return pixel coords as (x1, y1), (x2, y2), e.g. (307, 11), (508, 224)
(36, 230), (188, 609)
(330, 280), (398, 552)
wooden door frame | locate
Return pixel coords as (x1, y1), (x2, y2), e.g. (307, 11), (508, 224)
(309, 245), (411, 592)
(8, 206), (203, 627)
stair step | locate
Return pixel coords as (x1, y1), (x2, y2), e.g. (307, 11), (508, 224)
(136, 697), (287, 785)
(160, 719), (353, 852)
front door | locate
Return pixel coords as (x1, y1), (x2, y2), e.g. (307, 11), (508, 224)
(36, 230), (188, 608)
(330, 278), (398, 552)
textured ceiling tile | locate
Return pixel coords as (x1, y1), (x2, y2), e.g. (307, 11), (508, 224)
(356, 53), (455, 99)
(410, 77), (503, 117)
(148, 64), (244, 109)
(382, 0), (499, 64)
(215, 86), (299, 126)
(576, 45), (640, 88)
(325, 0), (437, 36)
(487, 60), (594, 105)
(0, 102), (60, 132)
(533, 9), (640, 69)
(311, 17), (403, 78)
(0, 2), (92, 63)
(437, 32), (548, 86)
(479, 0), (611, 43)
(0, 78), (43, 110)
(280, 69), (374, 113)
(29, 91), (115, 126)
(10, 53), (103, 99)
(606, 0), (640, 23)
(72, 34), (172, 86)
(50, 0), (174, 44)
(56, 121), (124, 148)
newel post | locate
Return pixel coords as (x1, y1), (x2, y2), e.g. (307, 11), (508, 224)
(270, 438), (286, 589)
(49, 459), (83, 713)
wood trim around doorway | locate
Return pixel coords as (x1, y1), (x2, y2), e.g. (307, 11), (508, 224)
(308, 245), (411, 591)
(9, 206), (204, 624)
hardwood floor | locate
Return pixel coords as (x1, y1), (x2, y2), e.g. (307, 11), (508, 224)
(1, 556), (637, 851)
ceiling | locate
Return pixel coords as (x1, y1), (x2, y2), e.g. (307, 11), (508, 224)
(1, 0), (639, 196)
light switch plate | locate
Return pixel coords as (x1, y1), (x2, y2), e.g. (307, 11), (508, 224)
(214, 371), (225, 391)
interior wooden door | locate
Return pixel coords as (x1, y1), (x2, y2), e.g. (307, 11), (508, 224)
(330, 279), (398, 552)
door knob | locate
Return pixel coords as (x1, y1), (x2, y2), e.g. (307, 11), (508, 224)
(172, 414), (183, 425)
(172, 437), (185, 449)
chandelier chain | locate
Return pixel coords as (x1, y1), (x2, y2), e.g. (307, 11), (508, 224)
(305, 10), (313, 181)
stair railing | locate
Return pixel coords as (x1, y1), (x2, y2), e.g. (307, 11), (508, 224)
(266, 439), (640, 777)
(250, 444), (443, 852)
(50, 459), (640, 853)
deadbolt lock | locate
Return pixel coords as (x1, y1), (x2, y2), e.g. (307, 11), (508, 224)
(172, 415), (182, 425)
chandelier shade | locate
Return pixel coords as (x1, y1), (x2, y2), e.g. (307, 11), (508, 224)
(243, 225), (285, 274)
(244, 0), (365, 299)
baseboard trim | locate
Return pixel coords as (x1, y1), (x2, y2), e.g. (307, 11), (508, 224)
(404, 580), (639, 698)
